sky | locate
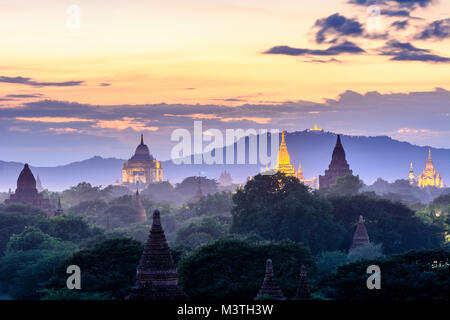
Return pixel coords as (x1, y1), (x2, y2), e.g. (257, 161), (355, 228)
(0, 0), (450, 165)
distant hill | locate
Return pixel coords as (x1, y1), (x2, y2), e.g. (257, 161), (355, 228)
(0, 131), (449, 191)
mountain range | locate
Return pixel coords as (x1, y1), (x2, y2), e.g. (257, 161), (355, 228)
(0, 130), (449, 191)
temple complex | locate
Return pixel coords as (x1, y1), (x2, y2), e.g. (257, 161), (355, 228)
(4, 164), (55, 214)
(126, 209), (187, 300)
(294, 265), (311, 300)
(134, 190), (147, 221)
(417, 149), (444, 188)
(349, 215), (370, 252)
(122, 134), (163, 188)
(319, 135), (353, 189)
(255, 259), (286, 300)
(408, 162), (416, 185)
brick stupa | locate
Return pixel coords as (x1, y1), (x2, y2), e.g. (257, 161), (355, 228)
(349, 215), (370, 252)
(294, 265), (311, 300)
(255, 259), (286, 300)
(126, 209), (187, 300)
(319, 135), (353, 189)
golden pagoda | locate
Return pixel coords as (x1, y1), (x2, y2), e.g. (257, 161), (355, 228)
(417, 148), (444, 188)
(275, 131), (296, 176)
(309, 124), (323, 132)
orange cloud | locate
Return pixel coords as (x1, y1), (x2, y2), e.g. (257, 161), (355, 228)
(220, 117), (272, 124)
(15, 116), (93, 123)
(48, 128), (83, 134)
(164, 113), (220, 120)
(93, 117), (158, 131)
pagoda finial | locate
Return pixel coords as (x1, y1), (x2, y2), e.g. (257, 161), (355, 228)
(140, 134), (144, 145)
(428, 147), (431, 160)
(281, 130), (286, 143)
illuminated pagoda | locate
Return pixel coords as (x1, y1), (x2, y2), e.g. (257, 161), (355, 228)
(126, 209), (187, 300)
(275, 131), (296, 177)
(319, 135), (353, 189)
(408, 161), (416, 185)
(122, 134), (163, 188)
(349, 215), (370, 252)
(255, 259), (286, 300)
(417, 148), (444, 188)
(309, 124), (323, 132)
(5, 164), (55, 214)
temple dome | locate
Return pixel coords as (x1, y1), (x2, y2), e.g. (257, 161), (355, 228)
(131, 134), (154, 161)
(17, 164), (37, 192)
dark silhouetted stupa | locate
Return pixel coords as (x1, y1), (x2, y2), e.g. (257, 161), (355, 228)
(349, 215), (370, 252)
(319, 135), (353, 189)
(126, 209), (187, 300)
(255, 259), (285, 300)
(5, 164), (54, 214)
(294, 265), (311, 300)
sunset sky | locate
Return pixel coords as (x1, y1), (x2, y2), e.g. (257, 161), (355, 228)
(1, 0), (450, 165)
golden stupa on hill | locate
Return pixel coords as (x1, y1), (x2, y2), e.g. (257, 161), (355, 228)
(417, 148), (444, 188)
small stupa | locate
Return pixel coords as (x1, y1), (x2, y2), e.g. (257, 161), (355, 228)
(294, 265), (311, 300)
(255, 259), (286, 300)
(349, 215), (370, 252)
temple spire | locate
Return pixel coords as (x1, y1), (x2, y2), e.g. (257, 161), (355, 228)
(294, 265), (311, 300)
(349, 215), (370, 252)
(126, 209), (187, 300)
(54, 197), (64, 216)
(255, 259), (286, 300)
(140, 134), (144, 145)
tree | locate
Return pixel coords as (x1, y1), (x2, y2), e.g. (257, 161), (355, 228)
(61, 182), (111, 208)
(318, 249), (450, 300)
(174, 177), (219, 202)
(326, 174), (363, 196)
(175, 216), (230, 248)
(45, 238), (143, 300)
(347, 243), (384, 263)
(0, 228), (77, 299)
(179, 238), (315, 300)
(230, 173), (345, 253)
(328, 193), (444, 254)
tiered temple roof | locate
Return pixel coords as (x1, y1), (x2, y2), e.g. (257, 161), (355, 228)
(255, 259), (286, 300)
(294, 265), (311, 300)
(319, 135), (353, 189)
(126, 209), (187, 300)
(349, 215), (370, 252)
